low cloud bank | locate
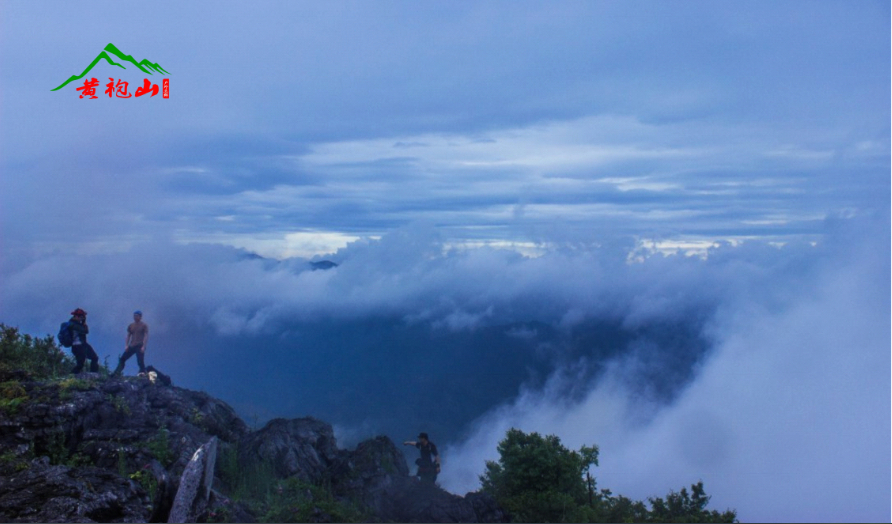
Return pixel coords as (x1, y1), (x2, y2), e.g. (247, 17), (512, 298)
(0, 215), (887, 522)
(439, 216), (890, 523)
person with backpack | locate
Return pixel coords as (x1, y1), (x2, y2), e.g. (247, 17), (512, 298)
(403, 432), (441, 484)
(66, 308), (99, 374)
(114, 310), (149, 376)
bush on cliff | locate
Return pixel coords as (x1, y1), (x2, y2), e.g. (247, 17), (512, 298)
(480, 428), (738, 523)
(0, 323), (74, 380)
(258, 477), (367, 523)
(481, 428), (598, 522)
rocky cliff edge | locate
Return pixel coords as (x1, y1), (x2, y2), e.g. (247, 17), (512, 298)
(0, 370), (506, 523)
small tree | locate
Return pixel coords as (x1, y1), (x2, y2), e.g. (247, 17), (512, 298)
(480, 428), (599, 522)
(646, 481), (737, 523)
(480, 428), (737, 523)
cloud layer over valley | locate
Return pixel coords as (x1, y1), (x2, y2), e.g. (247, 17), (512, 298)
(2, 213), (887, 523)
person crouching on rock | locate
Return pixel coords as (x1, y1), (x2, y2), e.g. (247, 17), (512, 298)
(69, 308), (99, 374)
(114, 310), (149, 376)
(403, 432), (440, 484)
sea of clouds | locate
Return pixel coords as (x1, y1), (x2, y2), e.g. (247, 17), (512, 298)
(0, 212), (887, 523)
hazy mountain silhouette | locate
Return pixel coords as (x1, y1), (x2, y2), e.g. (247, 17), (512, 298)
(51, 43), (169, 91)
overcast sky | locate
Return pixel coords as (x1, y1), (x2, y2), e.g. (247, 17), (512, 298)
(0, 2), (889, 522)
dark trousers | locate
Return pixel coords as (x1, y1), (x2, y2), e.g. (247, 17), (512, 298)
(71, 343), (99, 373)
(417, 463), (438, 484)
(118, 345), (146, 373)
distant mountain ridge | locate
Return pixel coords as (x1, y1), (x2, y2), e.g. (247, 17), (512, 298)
(51, 43), (169, 91)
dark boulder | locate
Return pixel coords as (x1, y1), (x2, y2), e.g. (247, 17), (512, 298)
(386, 481), (480, 522)
(238, 417), (340, 482)
(330, 435), (508, 523)
(464, 491), (510, 523)
(329, 435), (411, 514)
(0, 457), (149, 523)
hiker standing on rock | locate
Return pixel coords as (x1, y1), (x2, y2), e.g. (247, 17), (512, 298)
(114, 310), (149, 376)
(403, 432), (440, 484)
(68, 308), (99, 374)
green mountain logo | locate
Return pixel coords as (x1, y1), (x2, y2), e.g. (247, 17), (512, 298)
(52, 43), (169, 91)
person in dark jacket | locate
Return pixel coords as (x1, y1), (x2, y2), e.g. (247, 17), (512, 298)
(68, 308), (99, 374)
(403, 432), (441, 483)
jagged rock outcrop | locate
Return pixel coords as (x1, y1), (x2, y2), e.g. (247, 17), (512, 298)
(250, 423), (508, 523)
(330, 435), (411, 504)
(0, 372), (507, 523)
(0, 374), (247, 522)
(383, 481), (494, 523)
(0, 372), (247, 474)
(238, 417), (339, 482)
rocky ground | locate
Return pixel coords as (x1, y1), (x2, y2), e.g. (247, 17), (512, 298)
(0, 369), (507, 523)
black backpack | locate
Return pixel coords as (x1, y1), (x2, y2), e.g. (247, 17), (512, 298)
(146, 366), (172, 386)
(57, 321), (74, 348)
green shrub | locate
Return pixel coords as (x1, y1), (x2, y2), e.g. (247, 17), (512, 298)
(214, 446), (366, 523)
(481, 428), (737, 523)
(117, 446), (129, 477)
(130, 467), (159, 503)
(646, 481), (737, 523)
(260, 477), (366, 523)
(58, 376), (95, 399)
(216, 443), (279, 504)
(216, 442), (242, 494)
(0, 381), (29, 415)
(45, 430), (70, 466)
(66, 452), (94, 468)
(146, 427), (173, 466)
(106, 394), (132, 415)
(480, 428), (598, 523)
(0, 451), (30, 472)
(230, 456), (278, 503)
(0, 324), (74, 380)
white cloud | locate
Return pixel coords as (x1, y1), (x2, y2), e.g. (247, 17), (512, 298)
(438, 217), (890, 523)
(0, 211), (886, 523)
(174, 230), (363, 260)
